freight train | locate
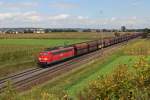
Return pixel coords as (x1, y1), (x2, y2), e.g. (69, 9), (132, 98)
(38, 33), (141, 67)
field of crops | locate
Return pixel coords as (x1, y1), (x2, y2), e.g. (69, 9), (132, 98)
(77, 39), (150, 99)
(0, 39), (86, 77)
(123, 39), (150, 55)
(0, 39), (86, 46)
(0, 32), (125, 39)
(0, 33), (148, 99)
(1, 39), (148, 100)
(0, 32), (117, 78)
(0, 32), (114, 39)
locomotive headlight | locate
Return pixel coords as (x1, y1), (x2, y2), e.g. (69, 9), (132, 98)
(43, 58), (48, 61)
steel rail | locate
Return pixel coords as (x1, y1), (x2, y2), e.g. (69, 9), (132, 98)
(0, 37), (140, 93)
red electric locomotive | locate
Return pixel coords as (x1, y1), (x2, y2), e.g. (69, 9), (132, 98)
(38, 33), (141, 67)
(38, 46), (75, 67)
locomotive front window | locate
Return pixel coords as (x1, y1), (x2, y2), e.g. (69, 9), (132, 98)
(52, 49), (73, 55)
(40, 52), (48, 56)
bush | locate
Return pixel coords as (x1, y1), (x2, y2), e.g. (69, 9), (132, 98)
(78, 56), (150, 100)
(142, 28), (150, 38)
(0, 81), (18, 100)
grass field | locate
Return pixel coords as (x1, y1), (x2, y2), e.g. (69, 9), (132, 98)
(0, 32), (117, 78)
(0, 32), (115, 39)
(67, 56), (137, 96)
(21, 48), (122, 99)
(13, 39), (149, 100)
(21, 55), (150, 99)
(123, 39), (150, 55)
(0, 33), (149, 99)
(0, 39), (87, 46)
(68, 39), (150, 97)
(0, 39), (86, 78)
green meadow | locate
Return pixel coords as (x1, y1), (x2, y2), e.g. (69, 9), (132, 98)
(0, 39), (86, 46)
(0, 39), (86, 77)
(16, 39), (149, 100)
(0, 37), (149, 100)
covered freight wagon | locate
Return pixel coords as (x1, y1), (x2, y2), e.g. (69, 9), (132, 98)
(74, 43), (89, 56)
(88, 41), (98, 52)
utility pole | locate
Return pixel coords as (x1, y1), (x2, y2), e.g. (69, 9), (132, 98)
(97, 25), (103, 54)
(99, 11), (104, 54)
(101, 29), (104, 54)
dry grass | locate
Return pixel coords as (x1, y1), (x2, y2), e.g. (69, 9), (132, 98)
(123, 39), (150, 55)
(0, 32), (116, 39)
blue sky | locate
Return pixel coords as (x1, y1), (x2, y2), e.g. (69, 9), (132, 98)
(0, 0), (150, 28)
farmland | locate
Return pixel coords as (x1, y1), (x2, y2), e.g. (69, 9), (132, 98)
(0, 33), (149, 99)
(0, 39), (86, 46)
(4, 39), (148, 100)
(0, 39), (86, 78)
(0, 0), (149, 99)
(0, 32), (116, 78)
(0, 32), (129, 39)
(78, 40), (150, 99)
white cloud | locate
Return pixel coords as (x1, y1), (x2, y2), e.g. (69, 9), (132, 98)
(0, 11), (42, 22)
(110, 17), (117, 21)
(132, 16), (138, 20)
(26, 15), (42, 22)
(0, 12), (149, 28)
(77, 16), (88, 20)
(22, 12), (42, 22)
(48, 14), (70, 20)
(0, 13), (14, 20)
(0, 1), (38, 10)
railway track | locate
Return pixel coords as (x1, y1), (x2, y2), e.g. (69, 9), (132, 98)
(0, 46), (105, 92)
(0, 38), (138, 93)
(0, 68), (42, 84)
(0, 68), (43, 91)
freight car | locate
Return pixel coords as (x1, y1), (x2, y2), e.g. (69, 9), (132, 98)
(38, 33), (141, 67)
(88, 41), (98, 52)
(73, 42), (89, 56)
